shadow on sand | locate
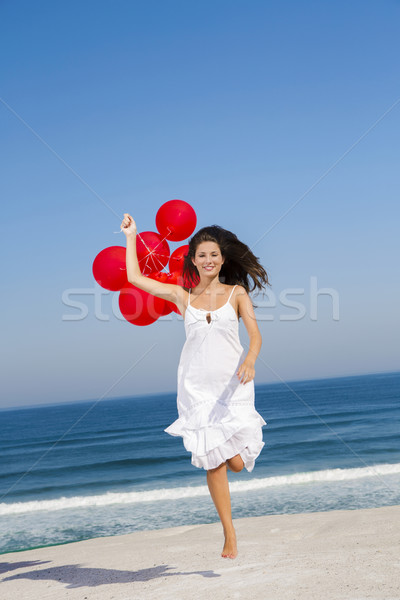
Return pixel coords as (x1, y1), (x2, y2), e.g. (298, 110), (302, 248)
(2, 562), (221, 588)
(0, 561), (51, 575)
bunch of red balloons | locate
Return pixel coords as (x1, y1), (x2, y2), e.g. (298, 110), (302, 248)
(92, 199), (199, 326)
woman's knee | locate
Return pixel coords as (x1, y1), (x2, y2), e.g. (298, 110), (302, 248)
(227, 455), (244, 473)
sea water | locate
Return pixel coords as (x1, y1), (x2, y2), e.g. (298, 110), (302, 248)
(0, 371), (399, 554)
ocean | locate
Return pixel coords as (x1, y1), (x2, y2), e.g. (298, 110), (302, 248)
(1, 371), (399, 555)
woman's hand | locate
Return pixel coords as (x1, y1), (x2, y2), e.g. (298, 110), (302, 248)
(121, 213), (137, 237)
(237, 359), (255, 385)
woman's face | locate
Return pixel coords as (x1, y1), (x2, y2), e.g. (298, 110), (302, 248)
(192, 241), (225, 276)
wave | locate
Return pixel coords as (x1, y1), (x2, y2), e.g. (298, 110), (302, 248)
(1, 462), (399, 516)
(0, 455), (178, 481)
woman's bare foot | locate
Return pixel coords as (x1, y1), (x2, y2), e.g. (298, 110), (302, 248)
(222, 527), (238, 559)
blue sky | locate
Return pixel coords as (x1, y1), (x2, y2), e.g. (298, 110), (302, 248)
(1, 0), (399, 408)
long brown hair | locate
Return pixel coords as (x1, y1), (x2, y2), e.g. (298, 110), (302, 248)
(182, 225), (270, 296)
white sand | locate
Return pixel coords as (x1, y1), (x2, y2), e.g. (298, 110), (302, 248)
(1, 505), (399, 600)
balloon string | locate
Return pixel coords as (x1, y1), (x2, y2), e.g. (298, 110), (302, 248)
(137, 233), (156, 274)
(140, 252), (168, 273)
(137, 231), (172, 274)
(116, 230), (173, 274)
(114, 230), (170, 244)
(118, 231), (170, 253)
(138, 232), (170, 253)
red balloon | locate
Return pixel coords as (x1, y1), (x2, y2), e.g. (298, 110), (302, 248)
(169, 244), (189, 274)
(156, 200), (197, 242)
(136, 231), (170, 275)
(92, 246), (127, 291)
(119, 283), (166, 326)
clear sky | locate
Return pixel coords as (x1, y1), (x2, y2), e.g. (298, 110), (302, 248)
(1, 0), (399, 408)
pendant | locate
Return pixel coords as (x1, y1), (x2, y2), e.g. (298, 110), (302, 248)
(206, 313), (211, 324)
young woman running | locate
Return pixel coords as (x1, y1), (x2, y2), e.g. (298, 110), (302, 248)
(121, 213), (269, 559)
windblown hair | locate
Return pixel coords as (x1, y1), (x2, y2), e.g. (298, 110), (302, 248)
(182, 225), (270, 296)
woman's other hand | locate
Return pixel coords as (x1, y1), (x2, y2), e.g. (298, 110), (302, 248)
(121, 213), (137, 237)
(237, 360), (255, 385)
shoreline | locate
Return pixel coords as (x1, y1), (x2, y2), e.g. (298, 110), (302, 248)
(1, 504), (399, 599)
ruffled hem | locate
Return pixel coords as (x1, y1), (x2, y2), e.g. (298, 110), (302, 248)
(164, 403), (267, 472)
(192, 427), (265, 472)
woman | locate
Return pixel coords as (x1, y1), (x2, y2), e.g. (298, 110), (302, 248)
(121, 213), (269, 559)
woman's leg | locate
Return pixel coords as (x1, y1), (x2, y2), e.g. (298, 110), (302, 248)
(227, 453), (244, 473)
(206, 462), (238, 558)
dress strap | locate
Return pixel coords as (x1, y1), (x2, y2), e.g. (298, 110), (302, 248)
(227, 284), (238, 302)
(188, 288), (191, 306)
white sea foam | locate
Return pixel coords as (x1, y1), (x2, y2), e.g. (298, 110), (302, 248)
(1, 462), (399, 516)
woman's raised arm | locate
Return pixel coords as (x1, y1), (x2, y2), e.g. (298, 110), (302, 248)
(121, 213), (187, 312)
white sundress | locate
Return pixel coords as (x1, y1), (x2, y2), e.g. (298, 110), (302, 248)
(164, 284), (267, 471)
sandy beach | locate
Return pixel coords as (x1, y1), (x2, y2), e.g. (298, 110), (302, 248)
(1, 504), (399, 600)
